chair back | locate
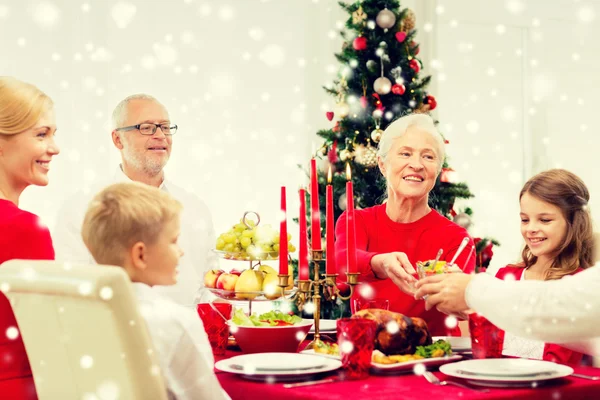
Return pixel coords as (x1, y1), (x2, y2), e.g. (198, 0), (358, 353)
(0, 260), (168, 400)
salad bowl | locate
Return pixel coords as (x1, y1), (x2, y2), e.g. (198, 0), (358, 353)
(229, 309), (313, 353)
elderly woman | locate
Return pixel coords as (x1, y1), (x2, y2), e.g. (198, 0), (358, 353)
(335, 113), (474, 336)
(0, 77), (60, 399)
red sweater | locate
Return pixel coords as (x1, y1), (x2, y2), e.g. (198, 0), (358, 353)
(0, 199), (54, 399)
(335, 204), (475, 336)
(495, 266), (584, 366)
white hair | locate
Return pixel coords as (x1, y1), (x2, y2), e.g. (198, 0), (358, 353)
(376, 113), (445, 172)
(111, 93), (164, 130)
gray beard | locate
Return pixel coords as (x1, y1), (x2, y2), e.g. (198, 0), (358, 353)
(123, 150), (168, 177)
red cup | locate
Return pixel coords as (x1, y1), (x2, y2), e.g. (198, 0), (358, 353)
(196, 303), (232, 356)
(336, 318), (377, 380)
(352, 298), (390, 312)
(468, 312), (505, 359)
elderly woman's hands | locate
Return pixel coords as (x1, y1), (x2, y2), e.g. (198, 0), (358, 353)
(371, 252), (418, 294)
(414, 273), (473, 314)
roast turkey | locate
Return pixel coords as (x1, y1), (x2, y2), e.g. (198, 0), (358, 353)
(352, 309), (432, 355)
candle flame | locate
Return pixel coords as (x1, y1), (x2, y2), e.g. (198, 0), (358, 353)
(345, 163), (352, 180)
(327, 165), (332, 183)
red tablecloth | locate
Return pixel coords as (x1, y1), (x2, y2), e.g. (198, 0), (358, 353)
(216, 350), (600, 400)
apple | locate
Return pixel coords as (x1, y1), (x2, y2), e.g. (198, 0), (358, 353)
(230, 268), (244, 276)
(204, 269), (224, 289)
(217, 273), (239, 291)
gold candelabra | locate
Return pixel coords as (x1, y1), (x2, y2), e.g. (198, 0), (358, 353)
(278, 249), (360, 349)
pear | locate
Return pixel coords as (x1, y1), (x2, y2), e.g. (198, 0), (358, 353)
(235, 269), (264, 300)
(262, 273), (283, 300)
(257, 264), (277, 276)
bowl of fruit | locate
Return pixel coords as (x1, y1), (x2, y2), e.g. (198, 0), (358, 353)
(416, 260), (462, 277)
(229, 309), (313, 354)
(204, 264), (295, 301)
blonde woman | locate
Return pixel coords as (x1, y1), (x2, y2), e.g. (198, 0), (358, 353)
(0, 76), (60, 398)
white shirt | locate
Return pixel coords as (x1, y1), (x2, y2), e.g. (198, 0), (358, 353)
(133, 282), (229, 400)
(466, 264), (600, 356)
(52, 166), (218, 305)
(501, 271), (544, 360)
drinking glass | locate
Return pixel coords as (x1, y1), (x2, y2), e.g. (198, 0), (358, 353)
(336, 318), (377, 380)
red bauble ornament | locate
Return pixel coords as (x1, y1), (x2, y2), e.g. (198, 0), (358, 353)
(332, 121), (340, 133)
(326, 111), (334, 121)
(391, 84), (406, 95)
(353, 36), (367, 51)
(424, 94), (437, 110)
(328, 140), (338, 164)
(395, 31), (407, 43)
(411, 41), (420, 55)
(360, 96), (368, 108)
(409, 59), (420, 73)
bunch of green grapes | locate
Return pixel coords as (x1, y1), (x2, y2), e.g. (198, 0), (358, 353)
(215, 219), (296, 260)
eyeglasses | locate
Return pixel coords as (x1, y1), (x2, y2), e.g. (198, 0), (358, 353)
(116, 123), (178, 136)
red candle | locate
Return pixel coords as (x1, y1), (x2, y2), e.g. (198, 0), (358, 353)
(326, 167), (336, 276)
(279, 186), (288, 275)
(346, 164), (356, 274)
(298, 188), (309, 280)
(310, 159), (322, 250)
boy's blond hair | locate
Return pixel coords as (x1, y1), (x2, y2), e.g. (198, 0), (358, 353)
(82, 182), (183, 266)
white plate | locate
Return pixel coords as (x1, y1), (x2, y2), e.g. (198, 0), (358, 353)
(301, 349), (462, 374)
(371, 355), (463, 374)
(440, 359), (573, 384)
(215, 352), (342, 381)
(308, 319), (337, 333)
(432, 336), (471, 352)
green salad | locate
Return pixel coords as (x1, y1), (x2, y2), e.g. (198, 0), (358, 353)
(232, 308), (302, 327)
(415, 339), (453, 358)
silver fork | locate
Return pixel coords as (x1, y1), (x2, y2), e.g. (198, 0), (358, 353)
(423, 371), (490, 393)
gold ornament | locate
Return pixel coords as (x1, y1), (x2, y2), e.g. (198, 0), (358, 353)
(352, 6), (367, 25)
(339, 149), (353, 161)
(371, 127), (384, 143)
(376, 8), (396, 29)
(373, 77), (392, 95)
(400, 9), (416, 32)
(354, 144), (378, 167)
(335, 102), (350, 118)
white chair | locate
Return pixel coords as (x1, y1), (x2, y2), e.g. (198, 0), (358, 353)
(0, 260), (168, 400)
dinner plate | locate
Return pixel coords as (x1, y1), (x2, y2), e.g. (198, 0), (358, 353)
(215, 352), (342, 382)
(440, 359), (573, 385)
(432, 336), (471, 352)
(308, 319), (337, 333)
(301, 349), (462, 374)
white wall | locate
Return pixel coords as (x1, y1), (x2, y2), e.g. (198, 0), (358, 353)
(433, 0), (600, 271)
(3, 0), (600, 273)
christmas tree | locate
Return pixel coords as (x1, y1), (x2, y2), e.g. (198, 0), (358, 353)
(304, 0), (496, 318)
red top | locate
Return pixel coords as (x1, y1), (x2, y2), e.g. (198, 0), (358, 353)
(0, 199), (54, 398)
(335, 204), (475, 336)
(495, 265), (584, 365)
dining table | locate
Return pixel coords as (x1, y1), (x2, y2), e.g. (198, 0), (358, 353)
(215, 347), (600, 400)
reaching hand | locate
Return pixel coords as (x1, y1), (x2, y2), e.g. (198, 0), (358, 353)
(414, 273), (473, 314)
(371, 252), (418, 294)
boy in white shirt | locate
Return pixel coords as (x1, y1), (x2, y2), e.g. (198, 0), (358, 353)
(81, 182), (229, 400)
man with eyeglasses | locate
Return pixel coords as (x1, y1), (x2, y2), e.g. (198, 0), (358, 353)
(53, 94), (218, 306)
